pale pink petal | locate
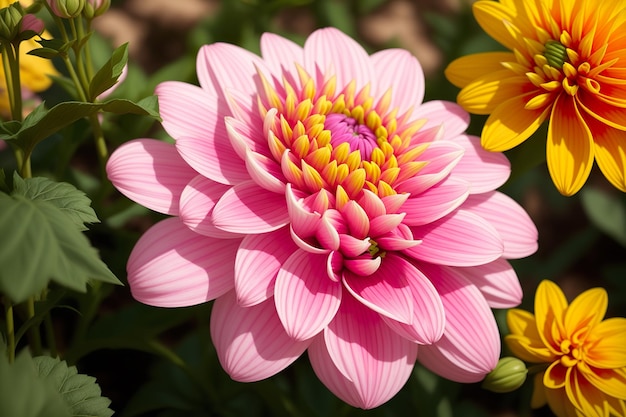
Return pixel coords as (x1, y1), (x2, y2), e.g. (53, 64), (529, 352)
(381, 261), (445, 344)
(275, 250), (342, 340)
(226, 116), (271, 160)
(196, 42), (269, 99)
(234, 227), (298, 307)
(400, 176), (470, 226)
(357, 189), (387, 218)
(179, 175), (242, 238)
(128, 218), (240, 307)
(406, 210), (504, 266)
(343, 256), (382, 276)
(260, 32), (304, 86)
(413, 100), (470, 137)
(416, 263), (500, 382)
(453, 258), (522, 308)
(448, 135), (511, 193)
(316, 212), (341, 251)
(212, 181), (289, 233)
(244, 150), (285, 193)
(106, 139), (197, 215)
(210, 291), (310, 382)
(303, 28), (374, 92)
(340, 200), (370, 239)
(462, 191), (538, 259)
(369, 213), (406, 237)
(310, 292), (418, 409)
(343, 254), (414, 324)
(395, 141), (464, 195)
(156, 81), (223, 139)
(371, 49), (425, 114)
(176, 135), (250, 186)
(286, 184), (321, 238)
(338, 234), (371, 257)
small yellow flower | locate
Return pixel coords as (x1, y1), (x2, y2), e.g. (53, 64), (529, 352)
(0, 0), (57, 118)
(446, 0), (626, 196)
(506, 280), (626, 417)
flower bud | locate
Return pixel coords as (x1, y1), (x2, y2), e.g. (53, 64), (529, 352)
(82, 0), (110, 19)
(47, 0), (85, 18)
(481, 357), (528, 393)
(0, 3), (23, 41)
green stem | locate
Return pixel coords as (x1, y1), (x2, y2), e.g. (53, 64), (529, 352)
(43, 314), (57, 358)
(84, 20), (95, 79)
(26, 297), (42, 356)
(3, 299), (15, 363)
(62, 54), (88, 101)
(89, 113), (108, 178)
(69, 17), (90, 97)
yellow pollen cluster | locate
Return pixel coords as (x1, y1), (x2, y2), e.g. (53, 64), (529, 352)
(257, 64), (428, 201)
(514, 29), (612, 106)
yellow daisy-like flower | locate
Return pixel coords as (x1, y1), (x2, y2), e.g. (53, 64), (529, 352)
(506, 280), (626, 417)
(0, 0), (57, 117)
(445, 0), (626, 196)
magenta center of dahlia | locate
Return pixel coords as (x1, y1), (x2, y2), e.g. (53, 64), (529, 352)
(325, 113), (378, 159)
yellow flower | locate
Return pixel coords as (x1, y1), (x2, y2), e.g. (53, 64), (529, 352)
(445, 0), (626, 196)
(506, 280), (626, 417)
(0, 0), (58, 117)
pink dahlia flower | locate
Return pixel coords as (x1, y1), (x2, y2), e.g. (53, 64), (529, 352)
(107, 28), (538, 409)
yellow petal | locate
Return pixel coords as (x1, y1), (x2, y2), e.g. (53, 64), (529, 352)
(544, 384), (580, 417)
(473, 1), (519, 51)
(445, 52), (515, 88)
(586, 317), (626, 369)
(482, 92), (551, 152)
(546, 95), (594, 196)
(457, 70), (528, 115)
(564, 287), (607, 340)
(566, 368), (610, 417)
(506, 309), (557, 362)
(588, 116), (626, 192)
(535, 280), (568, 353)
(544, 360), (568, 390)
(579, 364), (626, 400)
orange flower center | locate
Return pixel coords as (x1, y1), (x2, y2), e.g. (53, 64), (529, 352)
(557, 327), (589, 368)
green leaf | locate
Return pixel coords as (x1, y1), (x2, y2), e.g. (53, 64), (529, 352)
(101, 96), (160, 119)
(6, 98), (159, 150)
(0, 351), (71, 417)
(89, 43), (129, 100)
(0, 193), (120, 303)
(33, 356), (114, 417)
(27, 47), (62, 59)
(12, 174), (99, 231)
(580, 187), (626, 247)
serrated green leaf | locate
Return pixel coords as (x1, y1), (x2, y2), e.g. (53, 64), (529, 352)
(580, 187), (626, 247)
(0, 351), (71, 417)
(33, 356), (114, 417)
(12, 174), (99, 230)
(89, 43), (129, 100)
(0, 194), (120, 303)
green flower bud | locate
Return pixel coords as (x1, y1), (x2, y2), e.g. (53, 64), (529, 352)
(481, 357), (528, 393)
(47, 0), (85, 19)
(0, 3), (24, 42)
(83, 0), (110, 19)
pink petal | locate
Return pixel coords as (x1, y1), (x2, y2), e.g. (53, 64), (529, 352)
(212, 181), (289, 233)
(413, 100), (470, 137)
(340, 200), (370, 239)
(275, 250), (342, 340)
(128, 218), (240, 307)
(406, 209), (504, 266)
(416, 263), (500, 382)
(462, 191), (538, 259)
(196, 42), (269, 100)
(338, 234), (371, 257)
(244, 149), (285, 193)
(371, 49), (425, 114)
(260, 32), (304, 87)
(453, 258), (522, 308)
(234, 227), (298, 307)
(381, 261), (445, 344)
(106, 139), (197, 215)
(357, 189), (387, 218)
(309, 292), (418, 409)
(400, 176), (470, 226)
(369, 213), (406, 237)
(303, 28), (374, 92)
(210, 291), (310, 382)
(156, 81), (222, 139)
(286, 184), (321, 239)
(395, 141), (464, 195)
(448, 135), (511, 193)
(343, 254), (414, 324)
(179, 175), (242, 238)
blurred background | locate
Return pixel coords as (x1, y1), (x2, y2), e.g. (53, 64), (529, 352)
(14, 0), (625, 416)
